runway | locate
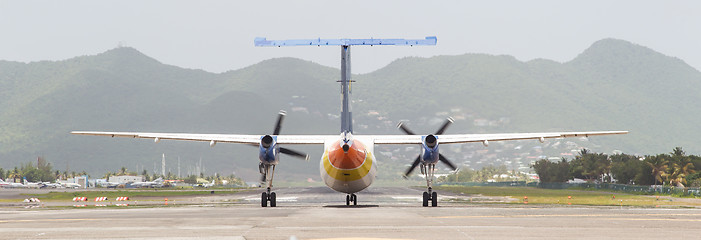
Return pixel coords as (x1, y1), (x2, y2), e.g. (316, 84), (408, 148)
(2, 186), (700, 239)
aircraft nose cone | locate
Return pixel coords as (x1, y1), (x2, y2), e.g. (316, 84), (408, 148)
(329, 140), (366, 169)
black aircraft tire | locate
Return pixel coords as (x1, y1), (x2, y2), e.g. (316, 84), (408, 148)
(422, 192), (429, 207)
(261, 192), (268, 207)
(346, 195), (350, 206)
(431, 191), (438, 207)
(270, 192), (276, 207)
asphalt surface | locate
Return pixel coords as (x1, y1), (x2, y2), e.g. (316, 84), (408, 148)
(1, 186), (700, 239)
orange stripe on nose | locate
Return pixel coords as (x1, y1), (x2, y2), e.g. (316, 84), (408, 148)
(328, 140), (366, 170)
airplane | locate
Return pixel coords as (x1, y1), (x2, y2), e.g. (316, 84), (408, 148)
(61, 182), (81, 188)
(195, 180), (215, 188)
(23, 178), (45, 188)
(42, 181), (63, 188)
(129, 177), (164, 188)
(0, 179), (26, 188)
(72, 36), (628, 207)
(97, 181), (121, 188)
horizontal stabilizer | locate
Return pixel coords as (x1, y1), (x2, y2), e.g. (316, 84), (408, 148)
(255, 36), (437, 47)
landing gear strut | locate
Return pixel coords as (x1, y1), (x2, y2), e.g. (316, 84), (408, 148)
(345, 194), (357, 206)
(421, 163), (438, 207)
(260, 164), (277, 207)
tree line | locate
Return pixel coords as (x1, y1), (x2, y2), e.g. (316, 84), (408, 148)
(438, 165), (529, 183)
(0, 157), (70, 183)
(533, 147), (700, 187)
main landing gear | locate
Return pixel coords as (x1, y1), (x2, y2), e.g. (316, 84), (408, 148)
(346, 194), (357, 206)
(260, 163), (277, 207)
(261, 187), (276, 207)
(421, 163), (439, 207)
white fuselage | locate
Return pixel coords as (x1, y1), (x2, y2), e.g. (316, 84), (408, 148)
(319, 138), (377, 194)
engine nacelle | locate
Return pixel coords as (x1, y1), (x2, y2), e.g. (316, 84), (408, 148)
(421, 135), (440, 164)
(424, 134), (437, 148)
(261, 135), (273, 148)
(259, 135), (278, 163)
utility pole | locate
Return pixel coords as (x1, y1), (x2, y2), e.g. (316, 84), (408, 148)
(161, 153), (166, 177)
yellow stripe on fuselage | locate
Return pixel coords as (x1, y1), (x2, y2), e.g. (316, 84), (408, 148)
(322, 149), (374, 182)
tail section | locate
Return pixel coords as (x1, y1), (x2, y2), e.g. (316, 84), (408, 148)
(340, 45), (353, 134)
(254, 36), (437, 135)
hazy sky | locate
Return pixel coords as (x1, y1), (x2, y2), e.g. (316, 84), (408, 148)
(1, 1), (699, 74)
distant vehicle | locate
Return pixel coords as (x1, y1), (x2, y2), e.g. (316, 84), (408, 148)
(195, 180), (215, 188)
(130, 177), (164, 188)
(0, 179), (26, 188)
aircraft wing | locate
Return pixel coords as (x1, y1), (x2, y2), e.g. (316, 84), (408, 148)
(71, 131), (332, 145)
(72, 130), (627, 145)
(371, 131), (628, 144)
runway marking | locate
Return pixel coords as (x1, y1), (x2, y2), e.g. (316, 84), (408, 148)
(390, 196), (421, 200)
(243, 197), (298, 202)
(604, 218), (701, 222)
(308, 238), (412, 240)
(277, 226), (525, 230)
(433, 213), (701, 219)
(0, 218), (100, 223)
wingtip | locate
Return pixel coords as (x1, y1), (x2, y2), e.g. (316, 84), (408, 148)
(396, 122), (404, 129)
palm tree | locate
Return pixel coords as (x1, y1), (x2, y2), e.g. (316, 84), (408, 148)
(645, 155), (668, 186)
(668, 160), (695, 187)
(8, 167), (22, 183)
(672, 147), (685, 157)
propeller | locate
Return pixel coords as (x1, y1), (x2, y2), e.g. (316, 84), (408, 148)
(266, 110), (310, 161)
(399, 117), (458, 178)
(259, 111), (309, 183)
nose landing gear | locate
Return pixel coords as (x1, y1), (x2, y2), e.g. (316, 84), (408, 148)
(345, 193), (357, 206)
(422, 187), (438, 207)
(260, 164), (277, 207)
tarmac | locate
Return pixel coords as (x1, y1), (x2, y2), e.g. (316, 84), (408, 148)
(1, 186), (700, 239)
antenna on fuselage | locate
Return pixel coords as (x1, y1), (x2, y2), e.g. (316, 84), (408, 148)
(254, 36), (437, 134)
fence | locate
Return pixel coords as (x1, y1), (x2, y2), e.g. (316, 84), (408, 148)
(438, 181), (701, 197)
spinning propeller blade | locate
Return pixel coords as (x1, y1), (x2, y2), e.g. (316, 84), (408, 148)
(280, 148), (310, 161)
(403, 155), (422, 178)
(434, 117), (454, 135)
(396, 122), (416, 135)
(438, 154), (457, 171)
(272, 110), (286, 135)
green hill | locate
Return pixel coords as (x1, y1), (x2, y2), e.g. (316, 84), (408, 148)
(1, 39), (700, 180)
